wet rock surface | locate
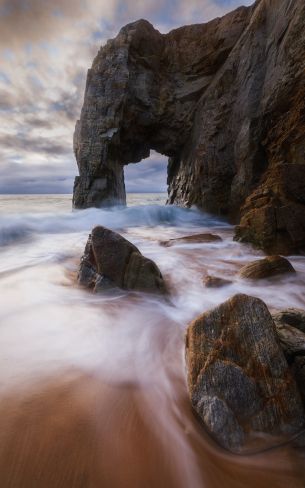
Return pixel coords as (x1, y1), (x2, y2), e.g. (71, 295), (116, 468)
(273, 309), (305, 334)
(73, 0), (305, 254)
(204, 275), (232, 288)
(78, 226), (167, 295)
(238, 256), (295, 280)
(160, 234), (222, 247)
(273, 309), (305, 404)
(185, 294), (305, 451)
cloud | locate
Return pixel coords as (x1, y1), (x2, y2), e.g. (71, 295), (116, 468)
(0, 0), (254, 194)
(0, 160), (74, 194)
(124, 151), (168, 193)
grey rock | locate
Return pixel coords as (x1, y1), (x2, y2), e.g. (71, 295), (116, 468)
(185, 294), (305, 451)
(196, 395), (245, 451)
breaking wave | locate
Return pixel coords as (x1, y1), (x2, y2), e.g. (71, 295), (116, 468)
(0, 204), (228, 247)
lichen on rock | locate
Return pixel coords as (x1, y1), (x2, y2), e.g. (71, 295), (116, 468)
(185, 294), (305, 451)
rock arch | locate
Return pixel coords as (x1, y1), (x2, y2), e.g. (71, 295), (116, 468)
(73, 0), (305, 254)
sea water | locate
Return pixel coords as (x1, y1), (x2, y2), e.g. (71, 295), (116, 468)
(0, 194), (304, 487)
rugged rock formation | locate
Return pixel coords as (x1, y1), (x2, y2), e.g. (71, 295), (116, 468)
(185, 294), (305, 451)
(238, 255), (295, 280)
(78, 226), (167, 294)
(73, 0), (305, 254)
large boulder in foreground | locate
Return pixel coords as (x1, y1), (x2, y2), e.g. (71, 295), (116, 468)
(185, 294), (305, 452)
(238, 255), (295, 280)
(78, 226), (167, 295)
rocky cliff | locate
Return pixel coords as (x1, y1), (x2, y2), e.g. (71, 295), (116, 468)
(73, 0), (305, 254)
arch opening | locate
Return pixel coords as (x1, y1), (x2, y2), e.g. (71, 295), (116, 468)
(124, 151), (168, 199)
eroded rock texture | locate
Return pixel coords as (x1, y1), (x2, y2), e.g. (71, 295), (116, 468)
(185, 294), (305, 451)
(238, 255), (295, 280)
(78, 226), (167, 295)
(73, 0), (305, 254)
(273, 309), (305, 401)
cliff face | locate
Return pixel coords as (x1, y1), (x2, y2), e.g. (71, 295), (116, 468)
(73, 0), (305, 254)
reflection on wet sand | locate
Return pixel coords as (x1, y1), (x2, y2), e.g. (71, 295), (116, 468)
(0, 370), (304, 488)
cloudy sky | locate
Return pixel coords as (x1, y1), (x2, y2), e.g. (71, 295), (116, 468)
(0, 0), (253, 194)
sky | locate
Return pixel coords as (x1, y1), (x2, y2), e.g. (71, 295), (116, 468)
(0, 0), (253, 194)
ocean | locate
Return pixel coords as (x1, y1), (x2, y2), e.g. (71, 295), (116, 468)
(0, 193), (304, 487)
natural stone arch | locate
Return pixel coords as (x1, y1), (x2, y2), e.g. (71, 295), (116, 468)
(72, 13), (249, 209)
(73, 1), (305, 255)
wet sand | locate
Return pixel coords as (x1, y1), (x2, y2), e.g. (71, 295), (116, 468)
(0, 369), (304, 488)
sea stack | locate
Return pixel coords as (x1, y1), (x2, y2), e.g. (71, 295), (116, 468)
(73, 0), (305, 255)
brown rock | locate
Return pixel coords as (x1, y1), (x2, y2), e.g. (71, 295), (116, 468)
(185, 294), (305, 451)
(204, 275), (232, 288)
(160, 233), (222, 247)
(73, 0), (305, 254)
(239, 256), (295, 280)
(275, 322), (305, 359)
(78, 226), (167, 295)
(273, 308), (305, 334)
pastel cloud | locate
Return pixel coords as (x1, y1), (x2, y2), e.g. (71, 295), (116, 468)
(0, 0), (253, 194)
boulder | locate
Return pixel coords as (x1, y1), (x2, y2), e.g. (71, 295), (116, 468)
(239, 256), (295, 280)
(273, 309), (305, 334)
(204, 275), (232, 288)
(185, 294), (305, 451)
(160, 234), (222, 247)
(78, 226), (167, 295)
(272, 309), (305, 404)
(274, 323), (305, 359)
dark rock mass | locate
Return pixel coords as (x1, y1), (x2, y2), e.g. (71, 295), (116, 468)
(238, 255), (295, 280)
(185, 294), (305, 451)
(78, 226), (167, 295)
(73, 0), (305, 254)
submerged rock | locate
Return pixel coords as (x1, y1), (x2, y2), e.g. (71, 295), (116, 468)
(78, 226), (167, 295)
(204, 275), (232, 288)
(185, 294), (305, 451)
(238, 256), (295, 280)
(160, 234), (222, 247)
(73, 0), (305, 254)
